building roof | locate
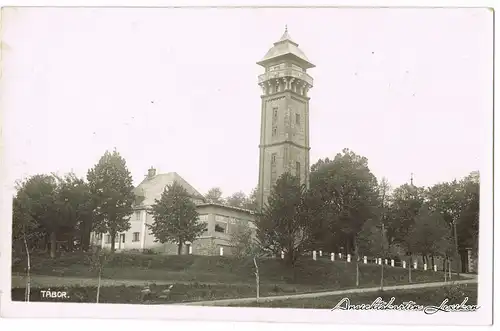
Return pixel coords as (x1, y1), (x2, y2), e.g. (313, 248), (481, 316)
(196, 202), (256, 215)
(257, 27), (315, 69)
(133, 172), (204, 207)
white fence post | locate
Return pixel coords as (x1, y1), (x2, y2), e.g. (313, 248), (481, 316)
(331, 253), (335, 261)
(402, 261), (406, 268)
(424, 263), (428, 271)
(281, 251), (284, 259)
(413, 261), (417, 269)
(433, 264), (437, 272)
(347, 254), (351, 263)
(319, 250), (323, 257)
(188, 246), (193, 255)
(391, 259), (394, 267)
(313, 250), (317, 261)
(363, 256), (367, 264)
(338, 253), (342, 260)
(384, 259), (388, 265)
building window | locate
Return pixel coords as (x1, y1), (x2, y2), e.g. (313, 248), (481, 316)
(121, 234), (125, 243)
(106, 235), (111, 244)
(133, 232), (140, 242)
(199, 214), (209, 233)
(215, 215), (228, 233)
(271, 153), (277, 164)
(273, 108), (278, 119)
(296, 161), (301, 181)
(296, 113), (300, 125)
(135, 211), (141, 221)
(272, 127), (277, 136)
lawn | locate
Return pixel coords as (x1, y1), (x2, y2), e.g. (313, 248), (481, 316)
(229, 283), (479, 309)
(12, 251), (466, 303)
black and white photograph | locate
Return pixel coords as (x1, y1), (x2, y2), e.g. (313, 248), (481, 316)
(0, 3), (494, 326)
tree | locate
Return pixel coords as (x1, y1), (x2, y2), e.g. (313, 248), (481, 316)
(148, 181), (206, 255)
(426, 180), (466, 273)
(54, 173), (93, 251)
(14, 175), (60, 258)
(226, 191), (248, 208)
(87, 150), (135, 252)
(86, 247), (110, 303)
(255, 173), (319, 267)
(243, 187), (259, 211)
(229, 220), (260, 258)
(406, 204), (454, 266)
(205, 187), (224, 204)
(386, 183), (425, 248)
(309, 149), (379, 255)
(457, 172), (479, 253)
(356, 219), (389, 289)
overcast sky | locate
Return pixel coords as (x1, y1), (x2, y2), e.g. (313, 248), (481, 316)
(2, 7), (492, 197)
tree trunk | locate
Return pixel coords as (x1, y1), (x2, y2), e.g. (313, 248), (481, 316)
(253, 257), (260, 300)
(110, 232), (116, 252)
(356, 262), (360, 287)
(408, 256), (412, 283)
(443, 258), (447, 283)
(23, 233), (31, 302)
(96, 271), (101, 303)
(380, 261), (384, 290)
(431, 255), (435, 268)
(177, 242), (183, 255)
(50, 231), (57, 258)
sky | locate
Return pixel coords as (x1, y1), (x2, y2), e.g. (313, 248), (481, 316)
(1, 7), (493, 197)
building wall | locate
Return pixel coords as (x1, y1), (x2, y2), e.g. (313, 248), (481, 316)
(258, 90), (310, 207)
(97, 204), (255, 256)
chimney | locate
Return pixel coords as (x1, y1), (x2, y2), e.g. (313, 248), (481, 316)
(147, 167), (156, 179)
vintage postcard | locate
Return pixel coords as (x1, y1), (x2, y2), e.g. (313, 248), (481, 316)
(0, 3), (494, 326)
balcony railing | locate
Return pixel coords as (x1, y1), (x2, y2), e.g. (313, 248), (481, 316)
(258, 68), (314, 86)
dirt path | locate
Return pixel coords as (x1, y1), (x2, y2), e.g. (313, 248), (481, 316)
(179, 278), (478, 306)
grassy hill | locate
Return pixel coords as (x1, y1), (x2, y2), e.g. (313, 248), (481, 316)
(12, 251), (460, 291)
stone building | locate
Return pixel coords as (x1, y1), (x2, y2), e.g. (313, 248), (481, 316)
(256, 27), (315, 209)
(93, 168), (256, 255)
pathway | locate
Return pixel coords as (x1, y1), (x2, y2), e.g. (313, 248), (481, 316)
(179, 277), (478, 306)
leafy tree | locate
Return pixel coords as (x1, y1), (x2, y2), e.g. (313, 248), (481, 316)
(14, 175), (60, 258)
(457, 172), (479, 252)
(356, 218), (389, 289)
(426, 180), (466, 272)
(309, 148), (379, 254)
(226, 191), (248, 208)
(243, 187), (259, 211)
(148, 181), (206, 255)
(386, 183), (425, 249)
(205, 187), (224, 204)
(229, 220), (260, 258)
(87, 150), (135, 252)
(54, 173), (93, 251)
(406, 204), (454, 265)
(255, 173), (320, 267)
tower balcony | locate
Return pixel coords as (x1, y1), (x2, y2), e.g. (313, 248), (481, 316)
(258, 68), (314, 87)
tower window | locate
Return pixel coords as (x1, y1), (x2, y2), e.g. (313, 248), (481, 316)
(273, 108), (278, 118)
(295, 113), (300, 125)
(296, 161), (301, 181)
(271, 153), (277, 164)
(272, 127), (277, 136)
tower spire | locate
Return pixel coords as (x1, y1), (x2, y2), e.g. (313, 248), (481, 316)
(410, 173), (414, 186)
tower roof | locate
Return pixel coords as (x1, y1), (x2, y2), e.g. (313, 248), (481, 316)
(257, 26), (315, 69)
